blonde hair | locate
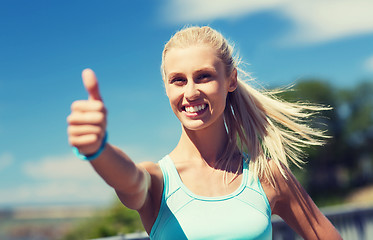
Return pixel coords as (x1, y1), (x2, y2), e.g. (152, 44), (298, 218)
(161, 26), (329, 185)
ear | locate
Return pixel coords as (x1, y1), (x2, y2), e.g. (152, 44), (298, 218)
(228, 68), (238, 92)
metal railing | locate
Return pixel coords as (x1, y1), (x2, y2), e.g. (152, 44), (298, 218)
(272, 205), (373, 240)
(94, 205), (373, 240)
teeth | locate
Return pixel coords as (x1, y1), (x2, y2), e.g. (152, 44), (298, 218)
(185, 104), (206, 113)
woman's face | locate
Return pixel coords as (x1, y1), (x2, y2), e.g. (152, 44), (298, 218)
(163, 44), (237, 131)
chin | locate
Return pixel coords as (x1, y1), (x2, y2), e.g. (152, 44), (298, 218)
(180, 119), (217, 132)
(181, 121), (205, 131)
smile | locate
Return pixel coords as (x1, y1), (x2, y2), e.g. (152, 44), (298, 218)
(184, 104), (208, 113)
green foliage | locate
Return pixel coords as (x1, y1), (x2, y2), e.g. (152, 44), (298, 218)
(278, 79), (373, 206)
(61, 199), (144, 240)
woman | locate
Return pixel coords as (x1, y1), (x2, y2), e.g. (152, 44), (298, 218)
(67, 26), (342, 239)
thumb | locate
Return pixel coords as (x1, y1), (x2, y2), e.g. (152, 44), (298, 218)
(82, 68), (103, 101)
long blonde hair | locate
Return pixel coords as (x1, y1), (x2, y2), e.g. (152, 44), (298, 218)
(161, 26), (329, 185)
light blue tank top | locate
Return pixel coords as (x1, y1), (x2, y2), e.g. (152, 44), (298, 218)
(149, 155), (272, 239)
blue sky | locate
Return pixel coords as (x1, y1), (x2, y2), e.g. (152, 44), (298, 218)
(0, 0), (372, 208)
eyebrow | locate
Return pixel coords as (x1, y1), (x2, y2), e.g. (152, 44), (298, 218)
(167, 66), (217, 78)
(193, 67), (217, 76)
(167, 72), (184, 81)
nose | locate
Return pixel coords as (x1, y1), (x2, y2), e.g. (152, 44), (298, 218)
(184, 81), (200, 101)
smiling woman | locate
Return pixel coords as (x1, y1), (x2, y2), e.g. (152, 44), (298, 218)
(67, 26), (342, 239)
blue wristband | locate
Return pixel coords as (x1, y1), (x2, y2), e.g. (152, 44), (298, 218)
(72, 132), (108, 161)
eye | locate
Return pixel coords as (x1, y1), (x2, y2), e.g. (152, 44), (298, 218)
(196, 73), (212, 81)
(170, 77), (186, 85)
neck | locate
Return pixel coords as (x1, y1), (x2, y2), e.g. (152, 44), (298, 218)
(173, 117), (229, 166)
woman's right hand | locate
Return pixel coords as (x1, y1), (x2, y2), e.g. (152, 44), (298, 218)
(66, 69), (162, 219)
(67, 69), (107, 156)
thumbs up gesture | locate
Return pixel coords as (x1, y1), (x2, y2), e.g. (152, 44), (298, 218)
(67, 69), (107, 155)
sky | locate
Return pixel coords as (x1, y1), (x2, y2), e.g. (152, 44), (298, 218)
(0, 0), (373, 208)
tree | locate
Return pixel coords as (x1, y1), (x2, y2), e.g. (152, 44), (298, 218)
(62, 199), (144, 240)
(278, 80), (373, 205)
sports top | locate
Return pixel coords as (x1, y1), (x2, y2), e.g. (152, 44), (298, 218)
(149, 155), (272, 239)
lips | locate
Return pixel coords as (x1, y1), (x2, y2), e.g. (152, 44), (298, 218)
(182, 103), (208, 114)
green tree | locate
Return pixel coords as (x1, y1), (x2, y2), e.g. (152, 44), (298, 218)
(61, 199), (144, 240)
(278, 79), (373, 206)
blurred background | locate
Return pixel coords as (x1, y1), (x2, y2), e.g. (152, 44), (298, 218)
(0, 0), (372, 239)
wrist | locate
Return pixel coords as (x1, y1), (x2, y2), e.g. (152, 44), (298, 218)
(72, 132), (108, 161)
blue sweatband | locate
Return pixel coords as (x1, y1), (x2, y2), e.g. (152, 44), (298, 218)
(72, 132), (108, 161)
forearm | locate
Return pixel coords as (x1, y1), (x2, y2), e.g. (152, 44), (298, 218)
(90, 144), (149, 197)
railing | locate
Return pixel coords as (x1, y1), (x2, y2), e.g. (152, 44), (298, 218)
(94, 205), (373, 240)
(272, 205), (373, 240)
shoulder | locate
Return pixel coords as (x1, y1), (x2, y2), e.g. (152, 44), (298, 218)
(259, 159), (314, 217)
(138, 161), (162, 176)
(260, 159), (296, 188)
(259, 159), (286, 211)
(137, 161), (163, 191)
(262, 160), (342, 239)
(137, 161), (164, 232)
(260, 159), (305, 214)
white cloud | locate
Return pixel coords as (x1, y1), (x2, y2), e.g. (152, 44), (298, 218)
(23, 154), (98, 180)
(282, 0), (373, 45)
(162, 0), (283, 23)
(3, 153), (115, 206)
(363, 55), (373, 72)
(161, 0), (373, 45)
(0, 180), (114, 206)
(0, 152), (14, 171)
(0, 149), (158, 207)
